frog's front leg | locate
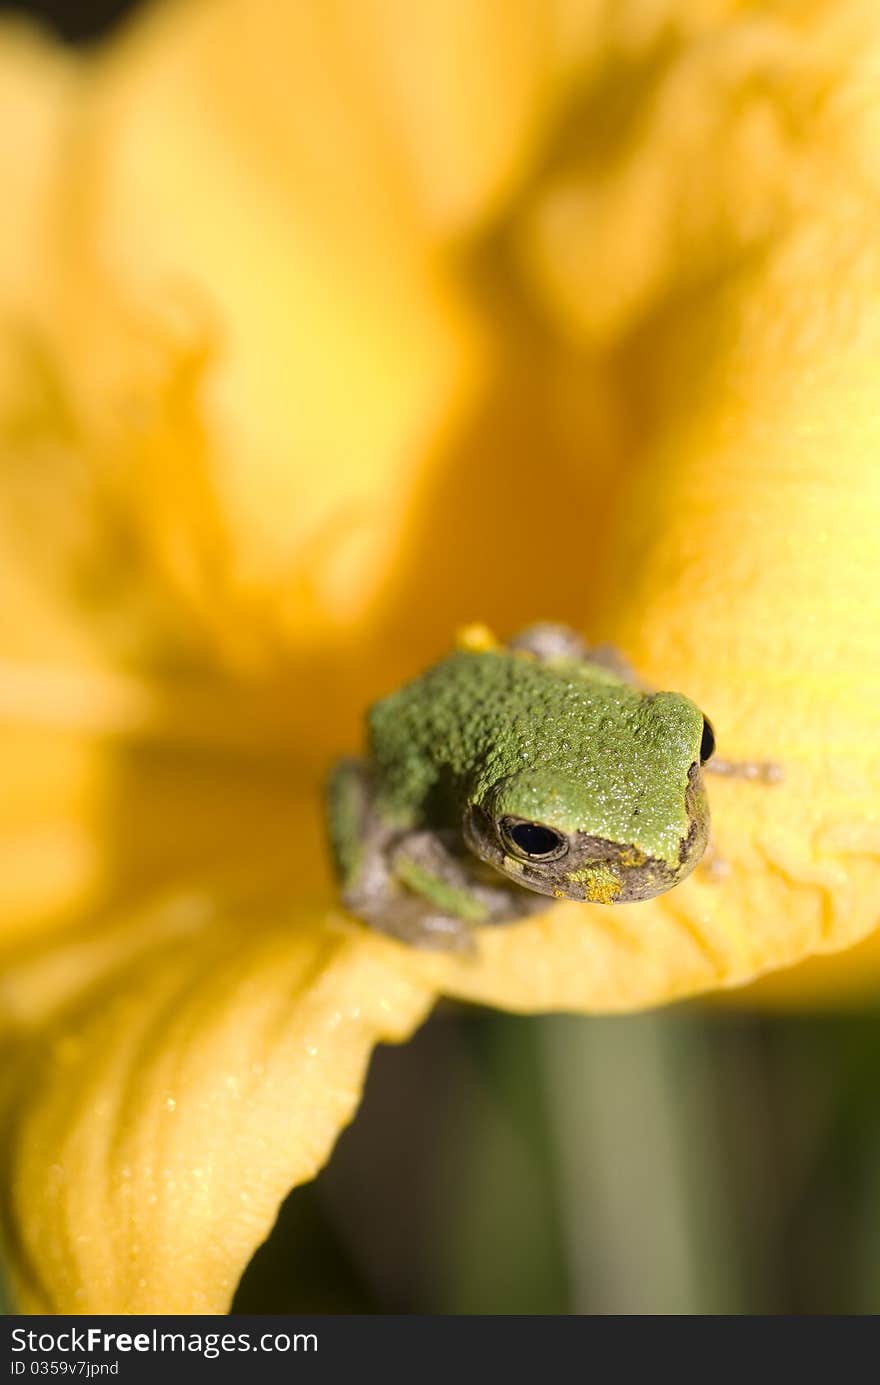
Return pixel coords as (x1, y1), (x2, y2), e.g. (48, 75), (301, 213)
(328, 758), (512, 952)
(388, 831), (548, 946)
(382, 832), (488, 952)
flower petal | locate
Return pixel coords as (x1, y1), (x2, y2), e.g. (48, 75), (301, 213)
(46, 0), (487, 652)
(366, 2), (880, 1010)
(1, 900), (432, 1314)
(0, 24), (113, 942)
(336, 0), (552, 235)
(0, 18), (75, 325)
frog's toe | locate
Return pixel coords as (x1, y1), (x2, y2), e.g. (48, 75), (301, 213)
(507, 623), (587, 661)
(704, 757), (784, 784)
(358, 896), (478, 954)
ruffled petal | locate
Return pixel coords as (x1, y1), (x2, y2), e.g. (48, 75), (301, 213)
(1, 900), (432, 1313)
(45, 0), (488, 656)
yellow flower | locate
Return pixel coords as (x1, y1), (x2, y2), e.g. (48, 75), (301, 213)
(2, 0), (879, 1313)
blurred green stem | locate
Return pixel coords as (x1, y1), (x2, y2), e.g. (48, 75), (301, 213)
(539, 1012), (748, 1314)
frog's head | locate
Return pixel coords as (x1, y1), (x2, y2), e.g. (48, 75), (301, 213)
(462, 691), (714, 904)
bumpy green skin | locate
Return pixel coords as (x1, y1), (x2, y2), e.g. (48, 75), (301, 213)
(369, 651), (703, 866)
(328, 631), (712, 945)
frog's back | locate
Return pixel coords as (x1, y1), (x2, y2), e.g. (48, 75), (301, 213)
(367, 648), (631, 816)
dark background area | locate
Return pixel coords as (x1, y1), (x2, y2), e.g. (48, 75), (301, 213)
(1, 0), (138, 42)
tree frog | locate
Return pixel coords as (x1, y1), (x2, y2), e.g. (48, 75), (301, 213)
(327, 623), (776, 950)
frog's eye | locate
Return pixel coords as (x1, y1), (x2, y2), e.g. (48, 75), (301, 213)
(500, 817), (569, 862)
(700, 716), (716, 764)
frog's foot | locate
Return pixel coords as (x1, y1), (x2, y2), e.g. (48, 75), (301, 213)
(704, 758), (784, 785)
(340, 843), (478, 953)
(353, 892), (478, 954)
(507, 623), (587, 662)
(696, 840), (732, 884)
(328, 762), (477, 951)
(507, 624), (637, 681)
(328, 762), (548, 951)
(392, 831), (546, 925)
(579, 642), (638, 682)
(356, 832), (547, 952)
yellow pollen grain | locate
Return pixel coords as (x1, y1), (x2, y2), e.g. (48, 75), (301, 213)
(586, 874), (622, 904)
(455, 623), (501, 653)
(566, 863), (624, 904)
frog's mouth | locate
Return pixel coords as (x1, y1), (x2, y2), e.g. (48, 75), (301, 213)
(463, 764), (710, 905)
